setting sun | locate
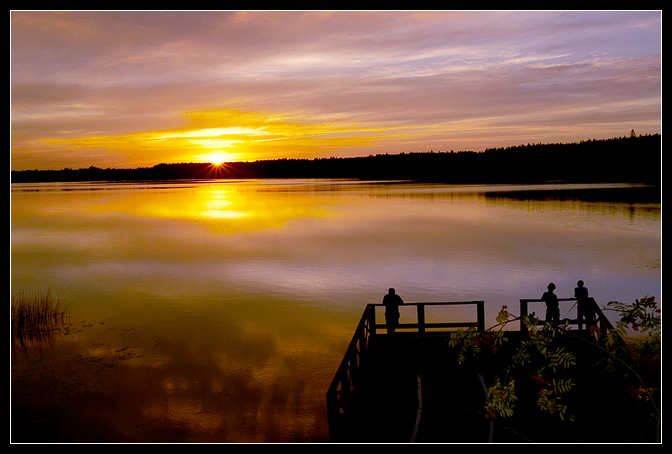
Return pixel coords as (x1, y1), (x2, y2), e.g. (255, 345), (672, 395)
(11, 11), (661, 173)
(34, 107), (392, 169)
(9, 10), (662, 444)
(197, 151), (239, 165)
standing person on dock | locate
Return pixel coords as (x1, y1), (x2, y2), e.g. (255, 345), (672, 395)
(574, 280), (594, 329)
(382, 288), (404, 334)
(541, 283), (560, 324)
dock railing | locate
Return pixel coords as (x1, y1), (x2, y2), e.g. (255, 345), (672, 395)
(326, 304), (376, 440)
(327, 298), (622, 440)
(518, 297), (615, 333)
(326, 301), (485, 439)
(374, 301), (485, 334)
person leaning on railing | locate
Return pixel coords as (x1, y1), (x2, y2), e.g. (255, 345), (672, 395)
(382, 288), (404, 334)
(574, 280), (595, 329)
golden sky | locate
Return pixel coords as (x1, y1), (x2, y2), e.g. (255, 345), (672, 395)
(10, 10), (661, 171)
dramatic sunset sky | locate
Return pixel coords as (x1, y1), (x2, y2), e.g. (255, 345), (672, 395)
(11, 10), (661, 171)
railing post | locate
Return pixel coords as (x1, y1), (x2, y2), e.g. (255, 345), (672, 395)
(370, 304), (376, 339)
(520, 300), (529, 332)
(476, 301), (485, 333)
(417, 304), (425, 334)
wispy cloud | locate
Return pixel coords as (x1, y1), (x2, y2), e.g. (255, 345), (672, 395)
(11, 10), (661, 170)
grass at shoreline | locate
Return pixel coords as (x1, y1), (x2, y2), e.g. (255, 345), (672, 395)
(11, 288), (69, 350)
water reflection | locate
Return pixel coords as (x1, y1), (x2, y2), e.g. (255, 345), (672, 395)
(10, 289), (70, 357)
(10, 180), (661, 442)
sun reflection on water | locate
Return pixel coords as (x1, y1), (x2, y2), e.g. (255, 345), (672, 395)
(10, 180), (661, 442)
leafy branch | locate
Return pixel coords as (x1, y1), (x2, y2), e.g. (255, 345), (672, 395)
(450, 306), (578, 441)
(446, 297), (661, 442)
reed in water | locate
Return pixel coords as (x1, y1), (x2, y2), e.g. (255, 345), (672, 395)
(11, 288), (68, 351)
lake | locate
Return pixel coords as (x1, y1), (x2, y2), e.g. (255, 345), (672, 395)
(10, 180), (661, 442)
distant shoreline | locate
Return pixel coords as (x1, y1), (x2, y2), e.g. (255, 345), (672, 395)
(11, 134), (661, 185)
(484, 184), (660, 204)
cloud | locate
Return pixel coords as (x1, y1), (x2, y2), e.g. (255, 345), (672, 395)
(11, 10), (661, 170)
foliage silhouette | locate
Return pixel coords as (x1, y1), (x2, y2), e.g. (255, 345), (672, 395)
(12, 134), (660, 184)
(444, 297), (661, 442)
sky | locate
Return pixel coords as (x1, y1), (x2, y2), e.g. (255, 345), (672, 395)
(10, 10), (662, 171)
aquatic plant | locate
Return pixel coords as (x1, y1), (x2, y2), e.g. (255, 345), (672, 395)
(11, 288), (68, 351)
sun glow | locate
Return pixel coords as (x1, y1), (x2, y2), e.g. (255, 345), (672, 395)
(196, 151), (239, 165)
(37, 108), (392, 169)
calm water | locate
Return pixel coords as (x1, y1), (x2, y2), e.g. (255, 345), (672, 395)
(10, 180), (661, 442)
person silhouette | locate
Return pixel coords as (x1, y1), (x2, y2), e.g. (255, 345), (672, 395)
(541, 283), (560, 324)
(382, 288), (404, 334)
(574, 280), (594, 329)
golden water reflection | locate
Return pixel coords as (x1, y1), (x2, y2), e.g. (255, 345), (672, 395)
(10, 180), (661, 442)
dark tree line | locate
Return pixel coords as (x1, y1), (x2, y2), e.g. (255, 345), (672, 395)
(11, 134), (660, 185)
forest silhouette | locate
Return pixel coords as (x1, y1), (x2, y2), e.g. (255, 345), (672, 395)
(11, 134), (660, 185)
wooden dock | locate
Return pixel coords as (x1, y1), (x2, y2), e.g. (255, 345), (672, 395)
(326, 298), (622, 443)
